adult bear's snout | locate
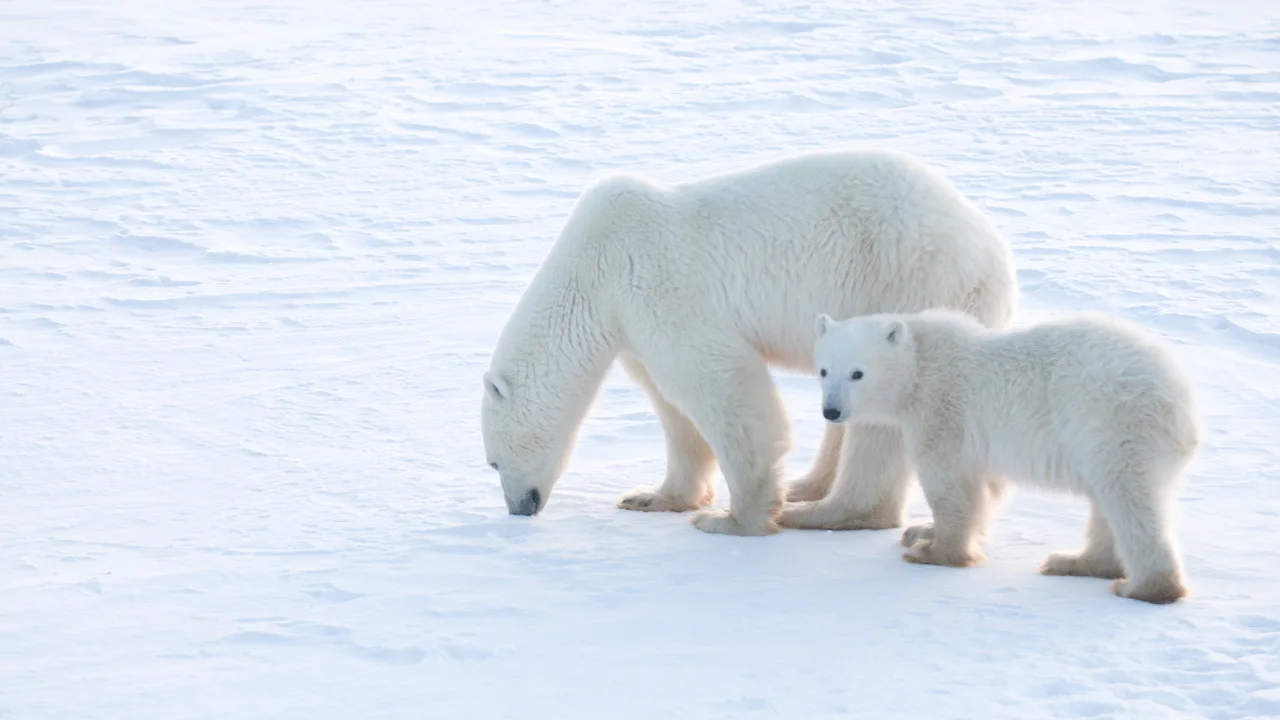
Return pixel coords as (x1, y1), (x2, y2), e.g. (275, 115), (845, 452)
(822, 406), (842, 421)
(508, 487), (543, 516)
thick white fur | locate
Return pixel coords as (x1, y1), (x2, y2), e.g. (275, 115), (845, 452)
(813, 309), (1200, 603)
(480, 149), (1017, 535)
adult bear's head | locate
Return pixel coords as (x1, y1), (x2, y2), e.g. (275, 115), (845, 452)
(476, 184), (629, 517)
(480, 366), (581, 517)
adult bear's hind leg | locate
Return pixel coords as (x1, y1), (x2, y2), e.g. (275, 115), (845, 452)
(785, 423), (842, 502)
(780, 424), (910, 531)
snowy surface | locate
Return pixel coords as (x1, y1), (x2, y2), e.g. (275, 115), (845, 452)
(2, 0), (1279, 717)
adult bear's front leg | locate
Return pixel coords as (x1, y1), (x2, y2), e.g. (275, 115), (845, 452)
(639, 342), (790, 536)
(615, 352), (717, 513)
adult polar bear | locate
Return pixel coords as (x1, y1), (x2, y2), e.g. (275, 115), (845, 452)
(480, 149), (1018, 535)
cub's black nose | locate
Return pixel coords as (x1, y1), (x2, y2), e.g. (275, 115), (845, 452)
(509, 488), (542, 516)
(823, 407), (841, 421)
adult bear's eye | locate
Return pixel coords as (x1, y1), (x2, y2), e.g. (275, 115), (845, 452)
(819, 369), (827, 377)
(850, 370), (864, 381)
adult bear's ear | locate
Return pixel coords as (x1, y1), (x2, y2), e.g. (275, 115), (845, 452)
(815, 313), (835, 338)
(885, 319), (907, 346)
(484, 371), (510, 400)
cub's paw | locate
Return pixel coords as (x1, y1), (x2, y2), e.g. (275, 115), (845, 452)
(1040, 552), (1124, 579)
(691, 509), (778, 536)
(1112, 575), (1187, 605)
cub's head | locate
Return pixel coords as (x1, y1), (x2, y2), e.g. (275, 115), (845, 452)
(813, 313), (914, 424)
(480, 369), (575, 517)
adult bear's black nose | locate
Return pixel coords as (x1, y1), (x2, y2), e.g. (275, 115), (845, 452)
(509, 488), (542, 516)
(823, 407), (841, 421)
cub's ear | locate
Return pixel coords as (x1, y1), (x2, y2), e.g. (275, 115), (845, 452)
(483, 371), (510, 400)
(815, 313), (836, 339)
(885, 319), (907, 346)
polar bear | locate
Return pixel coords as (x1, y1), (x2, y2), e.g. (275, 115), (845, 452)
(479, 149), (1017, 536)
(811, 309), (1200, 603)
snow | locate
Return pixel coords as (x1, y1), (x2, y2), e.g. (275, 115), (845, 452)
(2, 0), (1278, 717)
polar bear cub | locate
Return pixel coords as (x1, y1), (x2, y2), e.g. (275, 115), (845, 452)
(812, 309), (1200, 604)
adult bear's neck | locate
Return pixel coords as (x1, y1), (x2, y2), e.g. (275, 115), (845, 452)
(495, 257), (621, 422)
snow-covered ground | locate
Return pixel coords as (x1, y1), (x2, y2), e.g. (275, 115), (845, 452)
(2, 0), (1278, 717)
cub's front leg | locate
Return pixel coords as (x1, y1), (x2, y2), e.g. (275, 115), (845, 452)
(902, 458), (988, 568)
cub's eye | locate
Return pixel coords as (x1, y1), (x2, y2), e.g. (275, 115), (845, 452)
(819, 369), (827, 377)
(850, 370), (864, 381)
(489, 462), (499, 470)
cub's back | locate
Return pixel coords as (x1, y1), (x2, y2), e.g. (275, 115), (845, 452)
(971, 314), (1198, 471)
